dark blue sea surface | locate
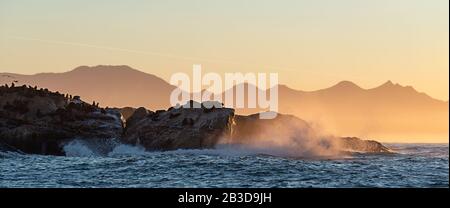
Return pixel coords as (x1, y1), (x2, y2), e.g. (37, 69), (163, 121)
(0, 143), (448, 188)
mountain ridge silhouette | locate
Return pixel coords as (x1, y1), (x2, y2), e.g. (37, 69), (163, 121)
(1, 65), (448, 142)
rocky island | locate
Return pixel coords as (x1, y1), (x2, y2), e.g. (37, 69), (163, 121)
(0, 84), (123, 155)
(0, 84), (390, 156)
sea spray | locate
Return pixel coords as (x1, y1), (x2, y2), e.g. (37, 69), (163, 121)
(62, 138), (122, 157)
(63, 140), (98, 157)
(223, 113), (346, 158)
(61, 138), (342, 158)
(108, 144), (147, 157)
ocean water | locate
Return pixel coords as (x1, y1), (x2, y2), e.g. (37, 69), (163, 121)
(0, 142), (448, 188)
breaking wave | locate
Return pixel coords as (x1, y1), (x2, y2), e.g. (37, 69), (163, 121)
(61, 138), (347, 159)
(62, 139), (146, 157)
(108, 144), (147, 157)
(63, 140), (98, 157)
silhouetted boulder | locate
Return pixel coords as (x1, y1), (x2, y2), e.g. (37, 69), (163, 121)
(338, 137), (390, 153)
(125, 107), (150, 128)
(122, 101), (234, 150)
(0, 87), (123, 155)
(109, 107), (136, 121)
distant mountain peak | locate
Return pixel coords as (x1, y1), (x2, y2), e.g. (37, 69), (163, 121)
(374, 80), (396, 89)
(71, 65), (89, 71)
(69, 65), (136, 73)
(329, 80), (362, 90)
(374, 80), (416, 91)
(381, 80), (394, 87)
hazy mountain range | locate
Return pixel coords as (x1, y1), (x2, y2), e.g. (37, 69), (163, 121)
(1, 65), (448, 142)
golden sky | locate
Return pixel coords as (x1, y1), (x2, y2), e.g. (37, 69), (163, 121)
(0, 0), (448, 100)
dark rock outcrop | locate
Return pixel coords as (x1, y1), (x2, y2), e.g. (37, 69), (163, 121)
(338, 137), (390, 153)
(0, 85), (123, 155)
(125, 107), (150, 128)
(122, 101), (234, 150)
(0, 140), (23, 153)
(115, 107), (136, 121)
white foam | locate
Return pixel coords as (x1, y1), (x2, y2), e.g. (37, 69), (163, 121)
(63, 140), (98, 157)
(108, 144), (147, 157)
(61, 138), (345, 159)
